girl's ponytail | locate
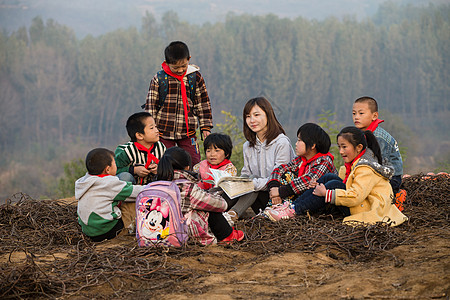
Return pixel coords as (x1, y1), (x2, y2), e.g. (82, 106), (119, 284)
(364, 130), (382, 164)
(157, 147), (192, 181)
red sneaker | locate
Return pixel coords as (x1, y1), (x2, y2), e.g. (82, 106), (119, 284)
(219, 228), (244, 245)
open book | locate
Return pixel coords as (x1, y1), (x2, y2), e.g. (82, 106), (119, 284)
(206, 169), (254, 199)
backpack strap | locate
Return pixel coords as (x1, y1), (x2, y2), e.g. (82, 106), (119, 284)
(156, 70), (169, 111)
(142, 71), (198, 111)
(186, 72), (197, 103)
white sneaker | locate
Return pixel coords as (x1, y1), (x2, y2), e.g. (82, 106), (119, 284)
(223, 212), (235, 227)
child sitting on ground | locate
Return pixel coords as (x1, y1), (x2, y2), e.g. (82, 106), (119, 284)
(115, 112), (166, 185)
(352, 96), (403, 195)
(265, 127), (407, 226)
(264, 123), (337, 221)
(157, 146), (244, 245)
(193, 133), (237, 190)
(76, 148), (145, 242)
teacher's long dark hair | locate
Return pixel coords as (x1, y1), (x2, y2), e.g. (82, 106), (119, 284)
(157, 147), (192, 181)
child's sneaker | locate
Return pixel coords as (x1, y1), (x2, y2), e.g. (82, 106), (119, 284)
(264, 203), (295, 222)
(222, 212), (234, 227)
(223, 210), (239, 226)
(219, 228), (244, 245)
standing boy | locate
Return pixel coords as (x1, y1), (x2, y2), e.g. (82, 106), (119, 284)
(115, 112), (166, 185)
(76, 148), (145, 242)
(144, 41), (213, 165)
(352, 96), (403, 194)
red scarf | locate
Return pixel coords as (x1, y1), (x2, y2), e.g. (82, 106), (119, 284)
(198, 159), (232, 190)
(343, 149), (366, 184)
(91, 174), (110, 177)
(134, 142), (159, 184)
(366, 119), (384, 132)
(161, 62), (191, 137)
(298, 152), (334, 177)
(207, 159), (232, 170)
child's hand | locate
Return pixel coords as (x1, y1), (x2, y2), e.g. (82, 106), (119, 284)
(271, 196), (282, 205)
(148, 163), (158, 174)
(134, 165), (151, 177)
(308, 178), (317, 189)
(202, 130), (211, 139)
(313, 183), (327, 197)
(269, 187), (279, 199)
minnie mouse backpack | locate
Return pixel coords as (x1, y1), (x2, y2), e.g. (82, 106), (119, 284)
(136, 180), (189, 247)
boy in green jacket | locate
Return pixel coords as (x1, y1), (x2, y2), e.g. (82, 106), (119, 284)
(76, 148), (145, 242)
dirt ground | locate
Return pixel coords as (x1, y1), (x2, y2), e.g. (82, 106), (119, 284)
(160, 228), (449, 299)
(1, 174), (449, 299)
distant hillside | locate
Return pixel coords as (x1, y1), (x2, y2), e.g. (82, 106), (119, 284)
(0, 0), (446, 37)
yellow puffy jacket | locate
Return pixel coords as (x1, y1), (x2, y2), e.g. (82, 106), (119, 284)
(336, 150), (407, 227)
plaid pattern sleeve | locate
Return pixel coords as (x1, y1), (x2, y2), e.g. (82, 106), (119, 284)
(268, 156), (302, 188)
(194, 72), (213, 130)
(289, 156), (337, 194)
(188, 183), (228, 212)
(144, 74), (159, 119)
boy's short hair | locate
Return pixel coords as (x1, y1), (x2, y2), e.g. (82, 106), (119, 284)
(354, 96), (378, 113)
(164, 41), (190, 64)
(86, 148), (114, 175)
(203, 133), (233, 159)
(126, 112), (152, 142)
(297, 123), (331, 154)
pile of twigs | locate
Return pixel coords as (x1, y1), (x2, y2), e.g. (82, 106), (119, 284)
(234, 215), (410, 262)
(0, 244), (205, 299)
(0, 173), (448, 298)
(401, 173), (449, 229)
(0, 193), (85, 253)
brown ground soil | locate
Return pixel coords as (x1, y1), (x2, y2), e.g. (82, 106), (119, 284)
(1, 174), (449, 299)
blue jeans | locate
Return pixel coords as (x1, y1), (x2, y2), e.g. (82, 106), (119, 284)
(293, 173), (350, 216)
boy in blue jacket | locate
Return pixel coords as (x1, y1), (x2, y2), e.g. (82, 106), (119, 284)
(352, 96), (403, 195)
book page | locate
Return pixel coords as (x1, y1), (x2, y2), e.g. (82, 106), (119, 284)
(219, 180), (254, 199)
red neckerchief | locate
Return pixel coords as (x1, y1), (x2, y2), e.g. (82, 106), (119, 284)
(91, 174), (110, 177)
(161, 62), (191, 137)
(366, 119), (384, 132)
(298, 152), (334, 176)
(207, 159), (231, 170)
(343, 149), (366, 184)
(134, 142), (159, 184)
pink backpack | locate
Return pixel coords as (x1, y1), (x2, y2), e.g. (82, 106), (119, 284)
(136, 180), (189, 247)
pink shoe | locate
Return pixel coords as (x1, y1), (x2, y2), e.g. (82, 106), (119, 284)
(264, 204), (295, 222)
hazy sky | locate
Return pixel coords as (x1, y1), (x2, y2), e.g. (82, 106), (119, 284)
(0, 0), (446, 37)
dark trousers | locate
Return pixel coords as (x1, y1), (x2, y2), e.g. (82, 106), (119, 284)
(390, 175), (402, 195)
(160, 136), (201, 166)
(89, 218), (124, 242)
(208, 212), (233, 240)
(293, 173), (350, 216)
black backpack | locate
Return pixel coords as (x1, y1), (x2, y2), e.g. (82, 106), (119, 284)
(142, 70), (197, 110)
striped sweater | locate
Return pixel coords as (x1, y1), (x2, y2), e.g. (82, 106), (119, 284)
(115, 141), (166, 185)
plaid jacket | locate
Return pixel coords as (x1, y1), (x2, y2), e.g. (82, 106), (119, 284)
(267, 154), (337, 198)
(145, 64), (213, 140)
(173, 170), (228, 245)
